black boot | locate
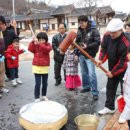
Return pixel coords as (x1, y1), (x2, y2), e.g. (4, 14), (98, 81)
(55, 81), (61, 86)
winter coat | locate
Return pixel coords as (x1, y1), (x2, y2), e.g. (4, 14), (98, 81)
(5, 44), (24, 68)
(52, 33), (67, 63)
(63, 50), (79, 76)
(99, 32), (128, 76)
(120, 62), (130, 120)
(28, 41), (52, 66)
(75, 24), (101, 58)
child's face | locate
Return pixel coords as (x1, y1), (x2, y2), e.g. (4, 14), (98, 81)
(38, 39), (46, 44)
(69, 45), (74, 50)
(128, 53), (130, 61)
(13, 42), (19, 49)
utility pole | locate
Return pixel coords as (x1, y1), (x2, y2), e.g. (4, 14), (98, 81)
(12, 0), (15, 20)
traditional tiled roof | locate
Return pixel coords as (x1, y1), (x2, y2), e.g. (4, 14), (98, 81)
(70, 6), (96, 16)
(52, 4), (75, 15)
(97, 6), (114, 14)
(114, 12), (128, 20)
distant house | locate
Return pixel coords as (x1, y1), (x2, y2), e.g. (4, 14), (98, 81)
(6, 5), (115, 31)
(94, 6), (115, 24)
(114, 12), (128, 21)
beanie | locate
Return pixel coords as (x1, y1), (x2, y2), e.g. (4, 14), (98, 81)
(106, 18), (124, 32)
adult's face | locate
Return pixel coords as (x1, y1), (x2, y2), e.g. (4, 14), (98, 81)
(109, 30), (122, 39)
(79, 21), (88, 29)
(59, 24), (65, 34)
(0, 21), (6, 31)
(125, 26), (130, 33)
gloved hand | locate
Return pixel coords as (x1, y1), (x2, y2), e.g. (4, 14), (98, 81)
(23, 49), (28, 54)
(0, 56), (5, 62)
(11, 56), (16, 60)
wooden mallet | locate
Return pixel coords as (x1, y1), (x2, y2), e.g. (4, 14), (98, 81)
(59, 31), (108, 73)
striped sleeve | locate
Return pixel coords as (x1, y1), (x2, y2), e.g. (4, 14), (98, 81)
(99, 33), (108, 63)
(111, 36), (128, 76)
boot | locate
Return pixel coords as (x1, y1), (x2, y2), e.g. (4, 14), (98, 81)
(16, 78), (23, 84)
(11, 79), (17, 87)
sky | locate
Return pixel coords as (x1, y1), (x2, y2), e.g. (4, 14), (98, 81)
(43, 0), (130, 13)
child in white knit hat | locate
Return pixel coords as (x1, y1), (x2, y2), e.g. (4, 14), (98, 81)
(119, 46), (130, 124)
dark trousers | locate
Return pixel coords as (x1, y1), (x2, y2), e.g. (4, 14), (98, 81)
(34, 73), (48, 99)
(54, 61), (65, 83)
(5, 59), (10, 78)
(105, 75), (124, 110)
(9, 68), (18, 80)
(128, 120), (130, 129)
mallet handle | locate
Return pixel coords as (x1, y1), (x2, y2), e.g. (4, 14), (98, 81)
(28, 24), (36, 37)
(73, 42), (108, 73)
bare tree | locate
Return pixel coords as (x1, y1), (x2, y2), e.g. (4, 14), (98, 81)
(75, 0), (100, 17)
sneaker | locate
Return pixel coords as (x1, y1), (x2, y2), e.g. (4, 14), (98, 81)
(93, 95), (98, 101)
(0, 94), (2, 98)
(41, 96), (49, 101)
(98, 107), (115, 115)
(0, 88), (9, 93)
(16, 78), (23, 84)
(11, 79), (17, 87)
(55, 82), (61, 86)
(80, 88), (91, 93)
(34, 98), (41, 103)
(119, 116), (126, 123)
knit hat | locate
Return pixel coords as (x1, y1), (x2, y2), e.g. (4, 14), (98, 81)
(106, 18), (124, 32)
(0, 15), (6, 24)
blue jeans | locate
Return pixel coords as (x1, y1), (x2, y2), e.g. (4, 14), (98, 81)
(9, 68), (18, 80)
(79, 55), (98, 95)
(34, 74), (48, 99)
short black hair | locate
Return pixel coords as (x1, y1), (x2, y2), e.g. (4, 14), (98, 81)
(78, 15), (89, 22)
(0, 15), (6, 24)
(37, 32), (48, 42)
(58, 23), (66, 28)
(128, 46), (130, 53)
(13, 38), (19, 43)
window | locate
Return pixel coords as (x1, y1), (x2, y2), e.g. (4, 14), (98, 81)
(71, 22), (75, 26)
(52, 24), (55, 30)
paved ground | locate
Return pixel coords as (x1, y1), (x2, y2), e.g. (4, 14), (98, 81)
(0, 58), (122, 130)
(0, 34), (122, 130)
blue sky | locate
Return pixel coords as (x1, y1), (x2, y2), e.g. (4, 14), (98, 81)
(42, 0), (130, 13)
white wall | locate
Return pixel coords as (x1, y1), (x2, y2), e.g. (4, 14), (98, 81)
(40, 18), (58, 30)
(49, 18), (58, 30)
(68, 17), (78, 29)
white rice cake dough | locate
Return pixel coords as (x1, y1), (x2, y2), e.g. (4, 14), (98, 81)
(19, 100), (68, 123)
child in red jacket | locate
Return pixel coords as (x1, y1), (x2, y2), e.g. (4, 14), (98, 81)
(28, 32), (52, 102)
(5, 38), (25, 86)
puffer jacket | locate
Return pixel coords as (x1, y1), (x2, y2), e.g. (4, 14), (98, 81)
(52, 33), (67, 63)
(28, 41), (52, 66)
(75, 23), (101, 58)
(5, 44), (24, 68)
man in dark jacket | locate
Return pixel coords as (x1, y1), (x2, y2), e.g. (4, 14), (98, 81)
(5, 18), (20, 36)
(52, 23), (67, 86)
(98, 18), (129, 115)
(0, 15), (19, 80)
(76, 15), (100, 101)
